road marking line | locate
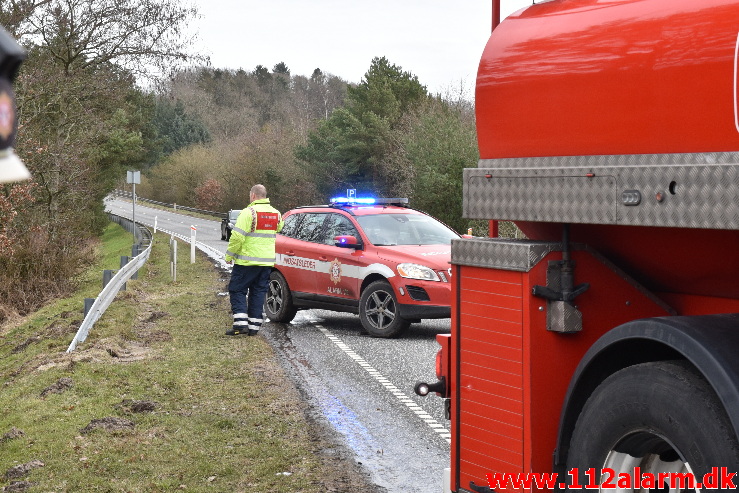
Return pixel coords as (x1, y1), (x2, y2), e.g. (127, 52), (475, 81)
(317, 325), (451, 445)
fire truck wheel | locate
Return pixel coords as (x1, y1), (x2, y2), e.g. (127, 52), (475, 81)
(566, 360), (739, 490)
(359, 280), (410, 338)
(264, 271), (297, 323)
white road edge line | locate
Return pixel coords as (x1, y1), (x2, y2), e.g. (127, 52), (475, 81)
(316, 325), (451, 445)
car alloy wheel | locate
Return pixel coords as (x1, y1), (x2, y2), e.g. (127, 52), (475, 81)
(359, 280), (409, 338)
(264, 271), (297, 323)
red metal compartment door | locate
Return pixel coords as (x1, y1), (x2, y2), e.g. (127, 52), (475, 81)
(456, 266), (525, 491)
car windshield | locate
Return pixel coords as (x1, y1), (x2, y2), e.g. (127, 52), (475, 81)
(229, 210), (240, 221)
(356, 213), (459, 246)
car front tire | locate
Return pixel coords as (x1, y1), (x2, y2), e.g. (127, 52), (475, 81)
(264, 271), (297, 323)
(359, 280), (410, 338)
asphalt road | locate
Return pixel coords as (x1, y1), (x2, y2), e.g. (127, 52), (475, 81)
(105, 197), (451, 492)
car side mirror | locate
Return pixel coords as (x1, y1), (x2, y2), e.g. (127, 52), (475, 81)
(334, 235), (361, 249)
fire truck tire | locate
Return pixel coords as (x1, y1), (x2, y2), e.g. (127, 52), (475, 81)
(264, 271), (297, 323)
(566, 360), (739, 490)
(359, 280), (410, 338)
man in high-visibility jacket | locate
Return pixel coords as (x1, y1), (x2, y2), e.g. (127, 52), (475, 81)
(224, 184), (283, 336)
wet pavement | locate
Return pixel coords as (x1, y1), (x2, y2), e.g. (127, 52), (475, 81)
(263, 310), (451, 492)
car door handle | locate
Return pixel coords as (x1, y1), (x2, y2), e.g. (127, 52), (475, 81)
(318, 256), (329, 262)
(285, 251), (295, 256)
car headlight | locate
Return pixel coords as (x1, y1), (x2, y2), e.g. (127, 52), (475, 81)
(397, 263), (440, 281)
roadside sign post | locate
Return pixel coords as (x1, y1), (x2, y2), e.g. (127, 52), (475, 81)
(126, 171), (140, 242)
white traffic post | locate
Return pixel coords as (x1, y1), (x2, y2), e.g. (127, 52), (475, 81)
(170, 234), (177, 282)
(190, 225), (196, 263)
(154, 216), (158, 234)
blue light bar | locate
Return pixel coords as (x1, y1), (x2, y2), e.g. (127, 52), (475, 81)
(330, 197), (376, 205)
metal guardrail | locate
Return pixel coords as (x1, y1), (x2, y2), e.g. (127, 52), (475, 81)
(114, 189), (227, 218)
(109, 213), (153, 248)
(66, 214), (153, 352)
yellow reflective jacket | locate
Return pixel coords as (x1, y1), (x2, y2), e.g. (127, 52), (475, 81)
(225, 199), (283, 267)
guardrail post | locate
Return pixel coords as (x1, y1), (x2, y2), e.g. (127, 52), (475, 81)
(83, 298), (94, 316)
(119, 256), (129, 290)
(103, 269), (115, 288)
(131, 245), (140, 280)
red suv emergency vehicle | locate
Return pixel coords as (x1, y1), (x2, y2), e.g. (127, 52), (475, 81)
(264, 197), (459, 337)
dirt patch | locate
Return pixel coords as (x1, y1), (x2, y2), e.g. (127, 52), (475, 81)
(5, 460), (44, 480)
(79, 417), (135, 435)
(1, 428), (24, 442)
(130, 308), (172, 344)
(10, 336), (43, 355)
(3, 480), (34, 491)
(137, 329), (172, 344)
(10, 318), (78, 354)
(115, 399), (158, 414)
(97, 340), (151, 362)
(39, 377), (73, 398)
(143, 311), (168, 323)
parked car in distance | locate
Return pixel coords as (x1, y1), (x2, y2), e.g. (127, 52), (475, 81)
(221, 209), (240, 241)
(264, 197), (460, 337)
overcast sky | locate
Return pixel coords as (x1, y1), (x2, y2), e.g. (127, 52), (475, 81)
(187, 0), (533, 95)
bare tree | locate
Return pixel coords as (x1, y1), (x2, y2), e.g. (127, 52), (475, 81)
(23, 0), (204, 78)
(0, 0), (50, 38)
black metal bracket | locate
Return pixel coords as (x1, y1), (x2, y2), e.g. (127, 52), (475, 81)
(532, 279), (590, 303)
(531, 224), (589, 304)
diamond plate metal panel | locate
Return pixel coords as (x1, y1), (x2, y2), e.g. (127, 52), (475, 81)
(451, 238), (560, 272)
(465, 153), (739, 229)
(547, 301), (583, 333)
(477, 152), (739, 169)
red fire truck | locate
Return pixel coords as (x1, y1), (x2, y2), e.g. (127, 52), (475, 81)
(416, 0), (739, 491)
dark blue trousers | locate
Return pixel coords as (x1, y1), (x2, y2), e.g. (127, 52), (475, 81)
(228, 264), (271, 332)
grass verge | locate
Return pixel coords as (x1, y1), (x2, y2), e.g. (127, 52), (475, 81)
(0, 222), (374, 492)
